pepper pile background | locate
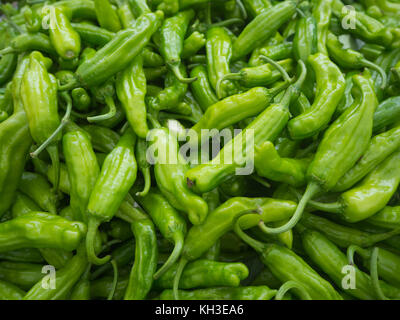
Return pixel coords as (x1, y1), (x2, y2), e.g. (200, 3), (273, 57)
(0, 0), (400, 301)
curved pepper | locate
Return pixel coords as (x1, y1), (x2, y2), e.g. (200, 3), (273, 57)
(190, 65), (218, 111)
(71, 22), (114, 47)
(373, 96), (400, 132)
(232, 0), (296, 61)
(288, 53), (345, 140)
(62, 11), (164, 89)
(11, 192), (40, 218)
(160, 9), (196, 83)
(124, 218), (158, 300)
(0, 261), (43, 290)
(0, 212), (86, 252)
(86, 128), (138, 265)
(147, 126), (208, 225)
(0, 32), (56, 57)
(116, 54), (149, 139)
(255, 141), (311, 187)
(233, 220), (342, 300)
(94, 0), (122, 32)
(273, 74), (377, 234)
(367, 206), (400, 229)
(63, 128), (100, 223)
(135, 188), (187, 279)
(333, 124), (400, 192)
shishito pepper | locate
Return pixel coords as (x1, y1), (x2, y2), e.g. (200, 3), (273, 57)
(267, 73), (377, 234)
(86, 128), (138, 265)
(116, 55), (149, 139)
(0, 279), (25, 300)
(20, 51), (62, 190)
(190, 65), (218, 111)
(160, 9), (196, 83)
(60, 11), (164, 89)
(47, 5), (81, 60)
(146, 120), (208, 225)
(94, 0), (122, 32)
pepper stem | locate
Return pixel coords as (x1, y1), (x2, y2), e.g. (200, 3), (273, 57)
(235, 0), (247, 20)
(260, 55), (292, 83)
(289, 186), (342, 213)
(232, 210), (266, 253)
(154, 233), (184, 280)
(173, 258), (188, 300)
(136, 168), (151, 197)
(169, 63), (197, 84)
(57, 78), (79, 91)
(107, 259), (119, 301)
(367, 228), (400, 247)
(87, 95), (117, 123)
(361, 59), (387, 89)
(216, 73), (242, 100)
(276, 281), (312, 300)
(259, 182), (320, 234)
(370, 247), (390, 300)
(86, 218), (111, 265)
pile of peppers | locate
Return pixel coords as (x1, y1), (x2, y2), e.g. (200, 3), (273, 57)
(1, 0), (400, 301)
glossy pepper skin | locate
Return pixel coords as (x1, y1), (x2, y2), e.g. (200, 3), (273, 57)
(86, 128), (138, 265)
(63, 128), (100, 223)
(18, 172), (57, 215)
(288, 53), (345, 140)
(333, 124), (400, 192)
(48, 6), (81, 60)
(326, 31), (387, 88)
(249, 43), (293, 67)
(232, 1), (297, 61)
(147, 126), (208, 225)
(185, 64), (305, 194)
(154, 259), (248, 289)
(234, 222), (342, 300)
(24, 245), (88, 300)
(312, 0), (332, 55)
(160, 10), (196, 83)
(0, 33), (56, 57)
(160, 286), (277, 300)
(135, 188), (187, 279)
(255, 141), (311, 187)
(11, 193), (40, 218)
(82, 124), (120, 153)
(331, 0), (394, 46)
(300, 228), (400, 300)
(94, 0), (122, 32)
(0, 261), (44, 290)
(206, 27), (238, 99)
(0, 279), (25, 300)
(242, 0), (271, 17)
(190, 65), (218, 112)
(65, 11), (164, 89)
(0, 31), (17, 86)
(293, 8), (317, 63)
(373, 96), (400, 132)
(53, 0), (97, 21)
(21, 51), (60, 190)
(181, 31), (206, 59)
(71, 22), (114, 47)
(0, 111), (32, 217)
(322, 150), (400, 223)
(367, 206), (400, 229)
(135, 138), (151, 197)
(299, 212), (400, 248)
(0, 212), (86, 253)
(116, 55), (149, 139)
(124, 219), (158, 300)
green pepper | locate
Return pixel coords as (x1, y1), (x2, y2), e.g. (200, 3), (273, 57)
(312, 0), (332, 55)
(0, 32), (56, 57)
(190, 65), (218, 111)
(309, 150), (400, 223)
(160, 286), (277, 300)
(63, 127), (100, 223)
(272, 74), (377, 234)
(333, 124), (400, 192)
(147, 125), (208, 225)
(181, 31), (206, 59)
(71, 22), (114, 47)
(326, 31), (387, 88)
(300, 228), (400, 300)
(135, 188), (187, 278)
(373, 96), (400, 132)
(367, 206), (400, 229)
(249, 42), (293, 67)
(333, 71), (357, 118)
(71, 88), (91, 112)
(18, 172), (57, 215)
(86, 128), (138, 265)
(160, 10), (196, 83)
(11, 192), (40, 219)
(129, 0), (151, 17)
(0, 212), (86, 252)
(288, 53), (345, 140)
(116, 55), (149, 139)
(185, 63), (306, 194)
(0, 279), (25, 300)
(0, 248), (44, 264)
(94, 0), (122, 32)
(124, 218), (158, 300)
(54, 0), (97, 21)
(232, 1), (296, 61)
(206, 27), (237, 99)
(242, 0), (271, 17)
(135, 138), (151, 197)
(0, 261), (43, 290)
(24, 244), (88, 300)
(61, 11), (164, 89)
(154, 259), (248, 289)
(69, 265), (91, 300)
(21, 51), (63, 190)
(82, 124), (120, 153)
(233, 219), (342, 300)
(255, 141), (311, 187)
